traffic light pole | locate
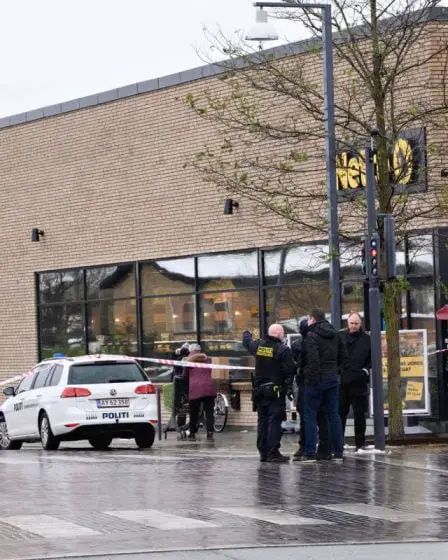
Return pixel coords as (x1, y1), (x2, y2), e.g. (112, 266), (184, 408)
(365, 144), (386, 451)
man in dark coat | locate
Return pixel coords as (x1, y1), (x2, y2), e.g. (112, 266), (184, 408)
(292, 318), (330, 460)
(299, 309), (347, 462)
(339, 312), (371, 451)
(243, 324), (296, 463)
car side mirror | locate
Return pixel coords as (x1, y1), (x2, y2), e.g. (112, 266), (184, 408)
(3, 386), (16, 397)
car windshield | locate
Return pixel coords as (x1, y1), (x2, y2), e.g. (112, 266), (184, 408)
(68, 362), (147, 385)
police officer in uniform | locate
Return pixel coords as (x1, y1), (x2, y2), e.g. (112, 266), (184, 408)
(243, 324), (295, 463)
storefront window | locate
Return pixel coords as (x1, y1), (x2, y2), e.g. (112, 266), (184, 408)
(341, 282), (364, 322)
(87, 299), (137, 355)
(39, 304), (86, 358)
(198, 251), (258, 291)
(86, 265), (135, 300)
(265, 283), (331, 333)
(39, 270), (84, 304)
(263, 245), (329, 286)
(141, 258), (195, 296)
(142, 295), (197, 357)
(199, 290), (258, 351)
(407, 234), (434, 276)
(340, 244), (364, 281)
(198, 290), (257, 382)
(409, 278), (436, 346)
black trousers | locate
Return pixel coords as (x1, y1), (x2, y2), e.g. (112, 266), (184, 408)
(257, 398), (285, 459)
(189, 396), (215, 435)
(339, 384), (368, 449)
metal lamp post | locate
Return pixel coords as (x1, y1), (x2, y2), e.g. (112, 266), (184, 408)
(246, 1), (341, 328)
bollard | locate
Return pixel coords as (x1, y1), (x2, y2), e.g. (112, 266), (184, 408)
(156, 387), (162, 441)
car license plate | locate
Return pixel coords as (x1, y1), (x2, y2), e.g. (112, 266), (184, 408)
(96, 398), (130, 408)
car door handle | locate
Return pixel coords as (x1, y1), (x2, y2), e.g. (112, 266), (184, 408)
(36, 395), (42, 398)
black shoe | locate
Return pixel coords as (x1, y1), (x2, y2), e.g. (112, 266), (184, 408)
(295, 454), (317, 463)
(206, 432), (215, 442)
(260, 455), (268, 463)
(266, 453), (290, 463)
(333, 454), (344, 462)
(317, 454), (332, 461)
(293, 448), (304, 459)
(188, 434), (196, 442)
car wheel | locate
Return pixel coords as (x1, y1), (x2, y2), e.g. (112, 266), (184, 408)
(135, 426), (155, 449)
(88, 436), (113, 450)
(0, 418), (22, 450)
(39, 413), (60, 451)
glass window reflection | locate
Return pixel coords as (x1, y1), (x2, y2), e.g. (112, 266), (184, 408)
(141, 258), (195, 296)
(263, 245), (329, 285)
(40, 304), (86, 358)
(198, 252), (258, 290)
(340, 244), (364, 280)
(142, 295), (197, 358)
(265, 284), (331, 333)
(407, 234), (434, 276)
(86, 265), (135, 300)
(87, 299), (137, 355)
(341, 282), (364, 322)
(39, 270), (84, 304)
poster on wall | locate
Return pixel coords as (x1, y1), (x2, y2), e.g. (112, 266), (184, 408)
(372, 329), (430, 416)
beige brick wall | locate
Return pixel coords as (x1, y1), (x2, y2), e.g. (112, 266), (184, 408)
(0, 20), (447, 388)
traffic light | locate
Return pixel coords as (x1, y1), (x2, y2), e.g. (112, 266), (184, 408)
(369, 232), (380, 280)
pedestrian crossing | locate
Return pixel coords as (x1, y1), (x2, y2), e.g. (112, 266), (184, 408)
(1, 501), (443, 540)
(212, 506), (332, 525)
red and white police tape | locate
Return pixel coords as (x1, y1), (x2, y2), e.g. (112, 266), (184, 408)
(0, 356), (255, 388)
(134, 356), (255, 371)
(2, 350), (448, 389)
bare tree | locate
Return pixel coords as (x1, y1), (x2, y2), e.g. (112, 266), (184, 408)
(185, 0), (448, 438)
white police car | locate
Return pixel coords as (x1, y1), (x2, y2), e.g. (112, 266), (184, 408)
(0, 354), (158, 451)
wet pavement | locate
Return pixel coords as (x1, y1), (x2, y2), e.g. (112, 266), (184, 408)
(1, 432), (448, 559)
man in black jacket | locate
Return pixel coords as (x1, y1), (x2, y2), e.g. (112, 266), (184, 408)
(292, 319), (330, 460)
(339, 312), (371, 451)
(243, 324), (295, 463)
(299, 309), (346, 463)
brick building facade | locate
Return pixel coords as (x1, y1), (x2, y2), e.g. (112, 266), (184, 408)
(1, 9), (448, 428)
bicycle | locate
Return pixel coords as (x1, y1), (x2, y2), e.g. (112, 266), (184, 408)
(179, 392), (229, 440)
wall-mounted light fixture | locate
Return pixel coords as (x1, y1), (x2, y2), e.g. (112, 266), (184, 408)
(224, 199), (239, 215)
(31, 228), (44, 242)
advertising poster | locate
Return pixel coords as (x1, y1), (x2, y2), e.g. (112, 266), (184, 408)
(378, 329), (429, 416)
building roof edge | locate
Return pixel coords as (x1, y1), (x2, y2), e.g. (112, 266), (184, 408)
(0, 6), (447, 131)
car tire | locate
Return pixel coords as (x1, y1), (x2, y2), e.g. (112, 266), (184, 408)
(0, 418), (23, 450)
(135, 426), (155, 449)
(39, 413), (60, 451)
(88, 436), (113, 450)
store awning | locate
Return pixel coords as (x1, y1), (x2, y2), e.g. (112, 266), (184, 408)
(436, 305), (448, 320)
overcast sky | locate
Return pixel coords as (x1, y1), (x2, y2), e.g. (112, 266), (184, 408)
(0, 0), (309, 118)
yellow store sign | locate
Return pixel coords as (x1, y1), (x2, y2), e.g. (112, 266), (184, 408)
(336, 129), (426, 193)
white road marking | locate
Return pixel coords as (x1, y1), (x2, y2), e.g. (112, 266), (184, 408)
(105, 509), (219, 530)
(212, 506), (332, 525)
(38, 455), (114, 463)
(0, 457), (41, 465)
(354, 456), (448, 476)
(420, 501), (448, 508)
(3, 515), (101, 538)
(320, 503), (435, 522)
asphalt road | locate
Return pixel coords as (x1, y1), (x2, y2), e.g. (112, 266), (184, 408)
(1, 434), (448, 560)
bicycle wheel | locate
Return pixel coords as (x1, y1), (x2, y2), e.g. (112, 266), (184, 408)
(214, 393), (228, 433)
